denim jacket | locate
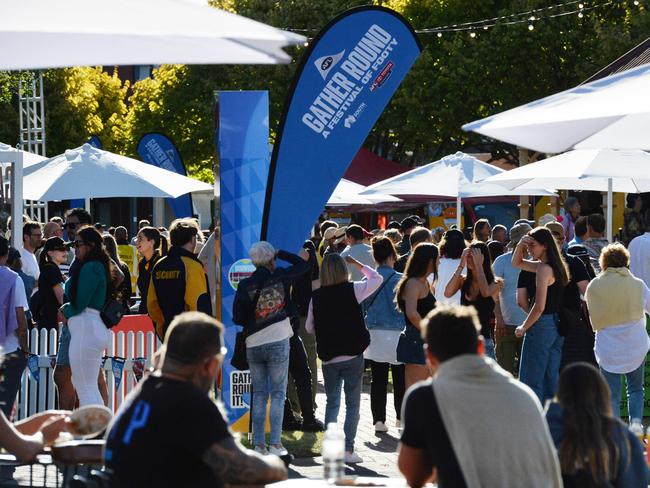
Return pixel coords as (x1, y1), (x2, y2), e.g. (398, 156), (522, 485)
(362, 265), (403, 331)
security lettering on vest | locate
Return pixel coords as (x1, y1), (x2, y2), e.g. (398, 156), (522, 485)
(155, 270), (181, 280)
(302, 24), (398, 139)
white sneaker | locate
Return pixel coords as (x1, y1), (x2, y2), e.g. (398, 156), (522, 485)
(374, 421), (388, 433)
(345, 451), (363, 464)
(254, 444), (269, 455)
(269, 444), (288, 457)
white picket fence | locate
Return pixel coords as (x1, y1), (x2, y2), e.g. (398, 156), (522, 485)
(15, 328), (160, 420)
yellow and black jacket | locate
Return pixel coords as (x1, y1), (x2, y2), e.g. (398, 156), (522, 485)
(147, 246), (212, 340)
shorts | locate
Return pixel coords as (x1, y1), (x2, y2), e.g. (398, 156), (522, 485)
(56, 324), (71, 366)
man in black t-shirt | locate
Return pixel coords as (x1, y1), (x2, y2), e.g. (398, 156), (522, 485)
(105, 312), (287, 488)
(398, 305), (561, 488)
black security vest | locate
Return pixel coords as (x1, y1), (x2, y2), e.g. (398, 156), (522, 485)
(311, 282), (370, 361)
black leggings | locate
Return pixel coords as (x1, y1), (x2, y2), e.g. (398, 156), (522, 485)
(369, 360), (405, 423)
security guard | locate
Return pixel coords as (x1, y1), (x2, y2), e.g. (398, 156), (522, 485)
(147, 219), (212, 340)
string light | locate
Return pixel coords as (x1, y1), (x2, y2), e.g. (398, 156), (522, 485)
(283, 0), (624, 36)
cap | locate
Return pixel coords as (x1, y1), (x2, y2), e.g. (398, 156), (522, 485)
(43, 236), (71, 252)
(94, 222), (105, 230)
(362, 229), (374, 239)
(538, 213), (557, 227)
(545, 221), (565, 240)
(400, 217), (419, 232)
(508, 222), (532, 248)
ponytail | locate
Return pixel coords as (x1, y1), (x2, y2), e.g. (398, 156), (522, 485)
(139, 226), (168, 257)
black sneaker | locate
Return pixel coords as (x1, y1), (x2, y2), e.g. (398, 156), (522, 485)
(302, 418), (325, 432)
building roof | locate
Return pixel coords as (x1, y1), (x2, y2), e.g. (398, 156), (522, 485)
(583, 38), (650, 83)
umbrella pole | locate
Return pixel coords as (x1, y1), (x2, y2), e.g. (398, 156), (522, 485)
(607, 178), (613, 242)
(456, 196), (462, 229)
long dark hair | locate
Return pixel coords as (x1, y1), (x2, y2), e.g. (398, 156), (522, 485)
(530, 227), (570, 286)
(395, 243), (438, 310)
(139, 226), (168, 258)
(102, 234), (123, 267)
(462, 242), (495, 298)
(556, 363), (626, 484)
(69, 226), (112, 306)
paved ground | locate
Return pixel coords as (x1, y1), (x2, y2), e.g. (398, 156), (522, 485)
(289, 370), (401, 479)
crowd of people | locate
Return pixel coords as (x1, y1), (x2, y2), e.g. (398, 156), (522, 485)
(231, 203), (650, 486)
(2, 197), (650, 487)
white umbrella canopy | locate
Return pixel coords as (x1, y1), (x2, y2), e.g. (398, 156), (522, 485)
(360, 152), (555, 198)
(0, 142), (47, 167)
(483, 148), (650, 241)
(0, 0), (305, 69)
(327, 178), (402, 206)
(462, 63), (650, 153)
(23, 144), (213, 201)
(360, 152), (555, 227)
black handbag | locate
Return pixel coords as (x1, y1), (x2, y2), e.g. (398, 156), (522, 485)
(230, 280), (267, 371)
(231, 331), (249, 371)
(100, 298), (128, 329)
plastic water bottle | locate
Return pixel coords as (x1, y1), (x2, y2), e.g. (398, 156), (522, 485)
(322, 423), (345, 484)
(630, 420), (644, 445)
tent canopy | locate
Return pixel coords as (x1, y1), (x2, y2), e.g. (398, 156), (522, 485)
(23, 144), (212, 201)
(462, 62), (650, 153)
(0, 0), (305, 69)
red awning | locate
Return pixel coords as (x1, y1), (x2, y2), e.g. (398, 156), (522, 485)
(343, 147), (408, 186)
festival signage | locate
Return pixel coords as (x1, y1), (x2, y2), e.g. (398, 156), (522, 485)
(137, 133), (193, 218)
(217, 91), (270, 430)
(261, 6), (421, 251)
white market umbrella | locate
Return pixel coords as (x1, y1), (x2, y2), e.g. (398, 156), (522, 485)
(23, 144), (213, 201)
(483, 148), (650, 241)
(360, 152), (555, 227)
(0, 0), (305, 69)
(327, 178), (402, 206)
(0, 142), (47, 167)
(462, 63), (650, 153)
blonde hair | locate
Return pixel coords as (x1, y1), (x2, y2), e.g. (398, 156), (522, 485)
(599, 243), (629, 271)
(320, 254), (349, 287)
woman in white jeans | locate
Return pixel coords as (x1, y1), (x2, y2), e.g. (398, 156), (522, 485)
(60, 227), (112, 407)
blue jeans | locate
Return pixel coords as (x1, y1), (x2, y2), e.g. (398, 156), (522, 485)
(484, 338), (496, 361)
(519, 314), (563, 404)
(322, 355), (364, 452)
(601, 362), (645, 422)
(247, 338), (290, 446)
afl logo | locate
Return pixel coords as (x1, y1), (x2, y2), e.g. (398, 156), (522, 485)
(313, 50), (345, 80)
(321, 57), (333, 70)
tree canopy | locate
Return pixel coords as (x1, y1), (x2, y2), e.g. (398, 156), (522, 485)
(0, 0), (648, 178)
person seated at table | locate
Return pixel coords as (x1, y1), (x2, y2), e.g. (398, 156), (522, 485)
(0, 410), (68, 463)
(104, 311), (287, 488)
(398, 304), (562, 488)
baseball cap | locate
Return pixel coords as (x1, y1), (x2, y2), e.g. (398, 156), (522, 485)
(538, 213), (557, 227)
(43, 236), (72, 252)
(387, 221), (401, 230)
(400, 217), (419, 232)
(508, 222), (532, 248)
(545, 221), (565, 240)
